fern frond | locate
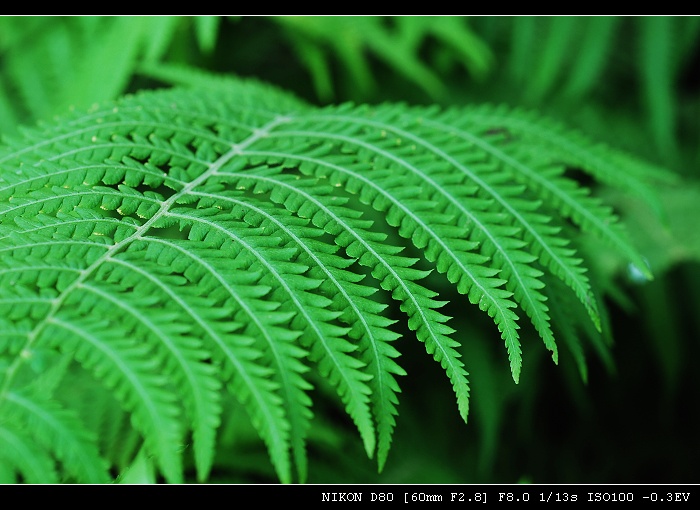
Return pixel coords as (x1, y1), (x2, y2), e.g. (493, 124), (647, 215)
(188, 188), (402, 476)
(2, 391), (110, 482)
(456, 104), (678, 217)
(42, 315), (185, 483)
(0, 77), (664, 482)
(0, 425), (58, 483)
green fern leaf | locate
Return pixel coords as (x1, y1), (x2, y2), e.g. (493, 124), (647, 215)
(3, 391), (110, 482)
(0, 76), (668, 483)
(0, 425), (58, 483)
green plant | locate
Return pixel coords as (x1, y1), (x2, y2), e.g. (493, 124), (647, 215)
(269, 16), (492, 102)
(0, 72), (676, 483)
(0, 16), (220, 134)
(1, 15), (698, 485)
(467, 16), (700, 168)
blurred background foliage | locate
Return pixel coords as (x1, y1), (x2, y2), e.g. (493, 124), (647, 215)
(1, 15), (698, 483)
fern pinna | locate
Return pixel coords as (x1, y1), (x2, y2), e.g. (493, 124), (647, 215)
(0, 77), (669, 483)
